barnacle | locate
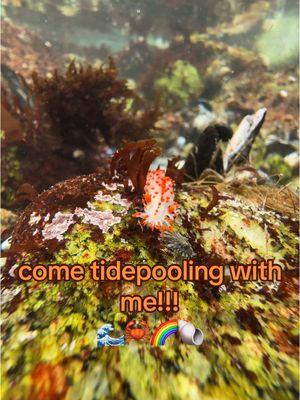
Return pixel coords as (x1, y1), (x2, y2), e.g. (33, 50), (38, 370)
(133, 169), (179, 231)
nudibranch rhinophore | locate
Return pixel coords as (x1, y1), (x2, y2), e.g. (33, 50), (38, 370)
(133, 169), (179, 231)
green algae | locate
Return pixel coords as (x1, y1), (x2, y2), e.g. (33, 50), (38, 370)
(256, 11), (299, 68)
(264, 154), (293, 184)
(1, 145), (23, 208)
(154, 60), (203, 109)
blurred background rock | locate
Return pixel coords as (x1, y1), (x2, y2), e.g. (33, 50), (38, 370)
(1, 0), (299, 209)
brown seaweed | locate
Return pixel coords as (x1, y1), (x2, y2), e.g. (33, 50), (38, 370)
(110, 139), (161, 193)
(28, 59), (158, 148)
(2, 60), (160, 209)
(201, 185), (220, 218)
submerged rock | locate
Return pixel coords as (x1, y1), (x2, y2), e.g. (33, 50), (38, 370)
(2, 171), (299, 400)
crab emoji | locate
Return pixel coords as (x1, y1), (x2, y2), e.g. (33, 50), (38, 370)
(125, 320), (150, 342)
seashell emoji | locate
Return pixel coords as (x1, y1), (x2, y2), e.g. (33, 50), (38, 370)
(178, 320), (204, 346)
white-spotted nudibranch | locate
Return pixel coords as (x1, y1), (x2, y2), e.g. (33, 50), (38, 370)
(133, 169), (179, 231)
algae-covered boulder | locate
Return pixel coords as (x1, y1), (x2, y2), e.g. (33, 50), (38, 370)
(2, 164), (299, 400)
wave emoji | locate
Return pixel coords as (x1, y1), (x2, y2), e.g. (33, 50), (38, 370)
(97, 323), (125, 347)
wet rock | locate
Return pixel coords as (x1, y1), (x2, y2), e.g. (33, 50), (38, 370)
(265, 135), (297, 157)
(2, 170), (299, 400)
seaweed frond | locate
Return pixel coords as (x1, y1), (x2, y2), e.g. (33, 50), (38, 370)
(28, 59), (159, 148)
(110, 139), (161, 192)
(1, 60), (161, 208)
(201, 185), (220, 218)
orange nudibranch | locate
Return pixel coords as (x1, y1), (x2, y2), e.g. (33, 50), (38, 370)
(134, 169), (179, 231)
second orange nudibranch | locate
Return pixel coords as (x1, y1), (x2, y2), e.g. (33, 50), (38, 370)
(133, 169), (179, 231)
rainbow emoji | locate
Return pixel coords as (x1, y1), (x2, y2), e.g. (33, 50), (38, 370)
(150, 319), (178, 346)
